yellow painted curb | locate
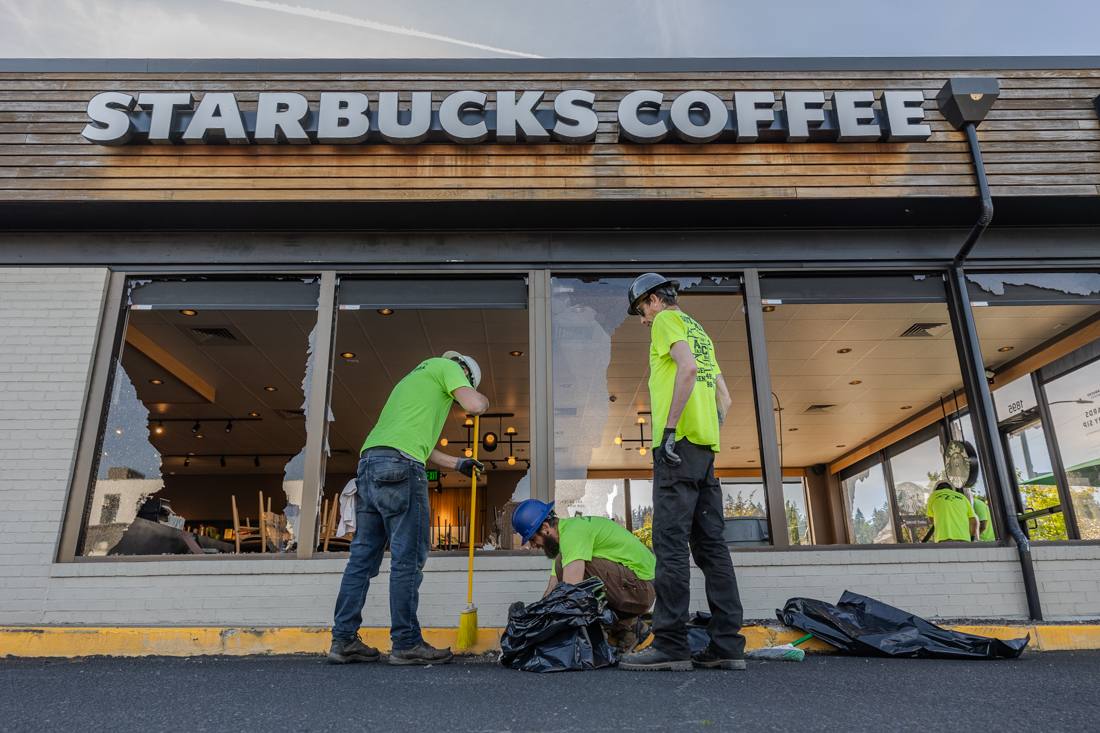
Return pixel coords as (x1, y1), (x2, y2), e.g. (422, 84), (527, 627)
(0, 624), (1095, 658)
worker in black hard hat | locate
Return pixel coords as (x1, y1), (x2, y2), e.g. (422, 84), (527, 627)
(620, 274), (747, 673)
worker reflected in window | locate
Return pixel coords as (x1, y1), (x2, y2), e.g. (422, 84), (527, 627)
(971, 490), (995, 541)
(926, 481), (978, 542)
(329, 351), (488, 666)
(512, 500), (656, 655)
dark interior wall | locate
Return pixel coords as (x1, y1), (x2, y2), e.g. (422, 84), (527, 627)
(159, 473), (289, 524)
(803, 468), (836, 545)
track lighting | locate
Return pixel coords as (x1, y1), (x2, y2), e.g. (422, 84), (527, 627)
(254, 456), (260, 467)
(191, 421), (201, 433)
(220, 456), (226, 467)
(225, 420), (233, 434)
(183, 457), (190, 467)
(155, 421), (164, 435)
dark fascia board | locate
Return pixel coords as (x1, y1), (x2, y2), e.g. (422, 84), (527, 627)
(2, 56), (1099, 74)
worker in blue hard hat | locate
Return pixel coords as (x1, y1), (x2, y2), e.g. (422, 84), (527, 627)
(620, 274), (747, 673)
(329, 351), (488, 666)
(512, 499), (657, 655)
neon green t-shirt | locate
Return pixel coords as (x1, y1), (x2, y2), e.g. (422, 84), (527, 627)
(973, 496), (995, 541)
(648, 309), (721, 452)
(361, 358), (470, 464)
(552, 516), (656, 581)
(926, 488), (976, 542)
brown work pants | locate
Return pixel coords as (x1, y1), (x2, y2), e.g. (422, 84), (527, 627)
(555, 555), (656, 635)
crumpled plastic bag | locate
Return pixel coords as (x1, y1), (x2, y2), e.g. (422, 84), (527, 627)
(500, 577), (619, 672)
(777, 590), (1029, 660)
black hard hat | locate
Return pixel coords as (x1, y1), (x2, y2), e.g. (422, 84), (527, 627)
(627, 273), (680, 316)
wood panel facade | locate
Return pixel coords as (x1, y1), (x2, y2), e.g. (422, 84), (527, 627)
(1, 61), (1098, 204)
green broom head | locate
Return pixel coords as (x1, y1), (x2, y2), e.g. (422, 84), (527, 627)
(744, 643), (805, 662)
(457, 603), (478, 650)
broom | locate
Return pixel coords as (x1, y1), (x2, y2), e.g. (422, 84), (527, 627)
(456, 415), (480, 650)
(745, 633), (813, 662)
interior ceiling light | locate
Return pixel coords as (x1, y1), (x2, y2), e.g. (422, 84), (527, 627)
(183, 457), (190, 467)
(180, 310), (198, 316)
(464, 448), (473, 458)
(837, 348), (852, 354)
(340, 352), (356, 358)
(849, 380), (862, 385)
(509, 351), (523, 357)
(506, 427), (516, 435)
(637, 417), (646, 424)
(149, 379), (164, 385)
(377, 308), (394, 315)
(464, 418), (474, 426)
(731, 446), (740, 450)
(788, 428), (798, 432)
(762, 305), (777, 312)
(264, 386), (278, 392)
(507, 456), (516, 466)
(195, 434), (204, 439)
(248, 412), (260, 417)
(482, 432), (498, 452)
(440, 438), (448, 447)
(998, 346), (1014, 352)
(191, 421), (201, 433)
(901, 406), (913, 410)
(837, 444), (846, 448)
(154, 422), (164, 435)
(116, 429), (122, 435)
(614, 436), (623, 445)
(638, 446), (647, 456)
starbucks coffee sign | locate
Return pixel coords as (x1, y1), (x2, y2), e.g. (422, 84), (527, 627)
(81, 88), (933, 147)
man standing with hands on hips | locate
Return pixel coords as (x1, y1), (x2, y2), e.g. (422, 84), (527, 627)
(329, 351), (488, 666)
(620, 274), (747, 672)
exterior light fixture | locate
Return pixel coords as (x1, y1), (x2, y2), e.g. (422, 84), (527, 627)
(837, 348), (852, 354)
(225, 420), (233, 434)
(180, 310), (198, 316)
(509, 351), (523, 357)
(149, 379), (164, 385)
(155, 422), (164, 435)
(507, 456), (516, 466)
(220, 456), (226, 467)
(998, 346), (1014, 352)
(440, 438), (448, 447)
(341, 352), (356, 358)
(935, 77), (1001, 131)
(191, 421), (201, 433)
(264, 386), (278, 392)
(377, 308), (394, 315)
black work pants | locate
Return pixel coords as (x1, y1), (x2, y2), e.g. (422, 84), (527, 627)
(651, 439), (746, 660)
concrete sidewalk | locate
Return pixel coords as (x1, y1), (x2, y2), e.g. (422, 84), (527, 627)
(3, 651), (1098, 732)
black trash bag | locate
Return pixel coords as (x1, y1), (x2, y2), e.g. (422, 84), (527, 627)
(687, 611), (712, 655)
(500, 577), (618, 672)
(777, 590), (1029, 660)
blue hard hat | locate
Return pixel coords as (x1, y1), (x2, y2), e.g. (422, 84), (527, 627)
(511, 499), (555, 545)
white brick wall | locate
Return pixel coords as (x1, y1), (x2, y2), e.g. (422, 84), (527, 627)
(0, 267), (110, 623)
(1, 264), (1097, 630)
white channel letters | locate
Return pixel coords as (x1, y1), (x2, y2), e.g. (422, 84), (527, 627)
(82, 88), (932, 146)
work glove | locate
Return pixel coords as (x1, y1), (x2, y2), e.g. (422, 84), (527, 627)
(654, 427), (682, 467)
(455, 456), (484, 478)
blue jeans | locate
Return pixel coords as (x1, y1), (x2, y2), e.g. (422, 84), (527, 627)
(332, 449), (430, 649)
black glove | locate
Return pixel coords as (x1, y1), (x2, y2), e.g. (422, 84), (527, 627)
(455, 456), (484, 478)
(654, 427), (682, 466)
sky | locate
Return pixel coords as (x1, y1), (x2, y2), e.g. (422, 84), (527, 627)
(0, 0), (1098, 59)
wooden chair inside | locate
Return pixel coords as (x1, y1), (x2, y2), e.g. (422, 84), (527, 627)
(231, 492), (266, 553)
(318, 496), (352, 552)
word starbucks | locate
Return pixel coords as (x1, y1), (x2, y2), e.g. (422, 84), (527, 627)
(81, 88), (933, 146)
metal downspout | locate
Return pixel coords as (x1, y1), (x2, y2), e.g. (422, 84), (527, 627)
(949, 121), (1043, 620)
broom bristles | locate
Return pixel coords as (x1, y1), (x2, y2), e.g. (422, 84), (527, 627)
(456, 603), (478, 650)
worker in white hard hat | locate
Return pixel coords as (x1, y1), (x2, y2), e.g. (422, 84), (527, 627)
(330, 351), (488, 666)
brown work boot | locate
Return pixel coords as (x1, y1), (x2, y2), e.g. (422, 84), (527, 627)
(616, 619), (653, 655)
(327, 634), (380, 664)
(389, 641), (454, 666)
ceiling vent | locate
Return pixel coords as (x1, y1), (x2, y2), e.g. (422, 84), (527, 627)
(899, 323), (948, 338)
(804, 404), (836, 413)
(182, 325), (251, 346)
(278, 409), (306, 420)
(554, 407), (578, 417)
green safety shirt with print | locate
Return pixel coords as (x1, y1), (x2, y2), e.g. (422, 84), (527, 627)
(361, 358), (471, 464)
(926, 488), (976, 542)
(551, 516), (656, 581)
(648, 309), (722, 452)
(973, 495), (995, 541)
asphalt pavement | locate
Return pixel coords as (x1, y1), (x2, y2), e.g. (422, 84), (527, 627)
(3, 650), (1098, 732)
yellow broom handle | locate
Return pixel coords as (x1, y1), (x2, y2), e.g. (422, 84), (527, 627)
(467, 415), (479, 604)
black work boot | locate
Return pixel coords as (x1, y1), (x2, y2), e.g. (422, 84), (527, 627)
(389, 641), (455, 666)
(620, 645), (692, 672)
(692, 643), (746, 670)
(327, 634), (381, 664)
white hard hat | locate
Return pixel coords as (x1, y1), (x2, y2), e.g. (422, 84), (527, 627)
(442, 351), (481, 389)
